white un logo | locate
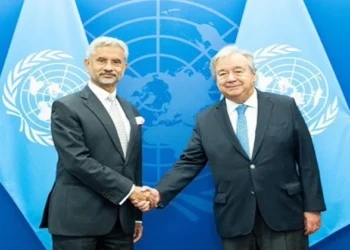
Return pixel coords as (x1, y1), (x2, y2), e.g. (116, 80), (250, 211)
(254, 44), (338, 136)
(82, 0), (239, 220)
(2, 50), (89, 146)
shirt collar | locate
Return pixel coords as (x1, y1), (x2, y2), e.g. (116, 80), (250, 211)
(225, 88), (258, 112)
(88, 81), (117, 102)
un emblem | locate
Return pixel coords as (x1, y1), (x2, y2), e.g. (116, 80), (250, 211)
(255, 44), (338, 136)
(2, 50), (89, 146)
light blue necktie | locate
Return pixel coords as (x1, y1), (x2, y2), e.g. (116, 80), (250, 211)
(236, 105), (250, 158)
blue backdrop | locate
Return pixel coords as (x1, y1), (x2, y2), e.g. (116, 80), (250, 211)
(0, 0), (349, 249)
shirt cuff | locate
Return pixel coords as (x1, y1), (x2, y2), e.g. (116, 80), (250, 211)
(135, 221), (142, 224)
(119, 184), (135, 205)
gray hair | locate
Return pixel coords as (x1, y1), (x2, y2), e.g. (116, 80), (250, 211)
(210, 44), (256, 79)
(87, 36), (129, 61)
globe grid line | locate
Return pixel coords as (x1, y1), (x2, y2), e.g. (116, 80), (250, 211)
(261, 76), (316, 121)
(100, 17), (155, 37)
(128, 53), (196, 73)
(263, 62), (323, 96)
(261, 57), (329, 96)
(266, 64), (328, 116)
(127, 35), (210, 57)
(179, 25), (238, 73)
(84, 0), (238, 77)
(170, 0), (238, 25)
(20, 62), (88, 130)
(156, 0), (161, 74)
(66, 82), (89, 95)
(264, 81), (326, 116)
(84, 30), (96, 40)
(297, 72), (322, 88)
(265, 63), (316, 92)
(83, 0), (237, 27)
(25, 106), (40, 117)
(32, 63), (88, 84)
(61, 64), (70, 87)
(83, 0), (150, 26)
(96, 15), (234, 56)
(290, 58), (297, 82)
(2, 50), (80, 145)
(21, 64), (86, 130)
(259, 57), (328, 121)
(21, 89), (51, 98)
(266, 71), (307, 101)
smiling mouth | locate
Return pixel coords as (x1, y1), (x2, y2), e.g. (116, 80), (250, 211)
(101, 74), (116, 77)
(226, 85), (241, 89)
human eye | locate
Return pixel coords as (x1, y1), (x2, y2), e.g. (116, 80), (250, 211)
(112, 59), (122, 65)
(97, 57), (106, 63)
(218, 71), (227, 77)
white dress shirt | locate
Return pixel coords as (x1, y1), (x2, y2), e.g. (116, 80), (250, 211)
(88, 82), (131, 137)
(225, 89), (258, 158)
(88, 83), (139, 217)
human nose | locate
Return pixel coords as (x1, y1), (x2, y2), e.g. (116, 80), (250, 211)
(103, 61), (113, 71)
(227, 72), (236, 81)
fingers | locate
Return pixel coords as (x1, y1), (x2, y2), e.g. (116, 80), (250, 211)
(133, 224), (143, 243)
(304, 225), (316, 235)
(136, 200), (151, 212)
(304, 212), (321, 235)
(133, 230), (141, 243)
(141, 186), (151, 192)
(130, 186), (151, 203)
(132, 198), (153, 212)
(143, 186), (161, 206)
(130, 186), (161, 212)
(148, 194), (157, 208)
(304, 222), (320, 235)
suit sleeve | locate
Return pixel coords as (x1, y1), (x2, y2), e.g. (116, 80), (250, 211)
(51, 100), (134, 205)
(155, 116), (208, 207)
(291, 99), (326, 212)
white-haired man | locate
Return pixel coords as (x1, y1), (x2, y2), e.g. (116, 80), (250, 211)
(137, 45), (326, 250)
(40, 36), (150, 250)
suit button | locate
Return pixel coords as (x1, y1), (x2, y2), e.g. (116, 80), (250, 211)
(250, 191), (255, 196)
(250, 164), (255, 169)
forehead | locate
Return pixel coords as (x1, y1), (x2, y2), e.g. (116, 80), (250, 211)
(216, 53), (250, 70)
(93, 45), (125, 58)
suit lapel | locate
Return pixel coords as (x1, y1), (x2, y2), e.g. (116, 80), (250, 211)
(117, 96), (138, 163)
(80, 86), (125, 159)
(215, 99), (249, 159)
(252, 91), (273, 160)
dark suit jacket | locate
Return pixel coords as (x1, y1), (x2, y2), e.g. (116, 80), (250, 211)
(40, 86), (143, 236)
(156, 90), (326, 238)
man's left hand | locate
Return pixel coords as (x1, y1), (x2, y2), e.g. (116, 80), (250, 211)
(133, 223), (143, 243)
(304, 211), (321, 235)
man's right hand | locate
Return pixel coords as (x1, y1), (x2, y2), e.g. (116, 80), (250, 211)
(129, 186), (151, 205)
(131, 186), (161, 212)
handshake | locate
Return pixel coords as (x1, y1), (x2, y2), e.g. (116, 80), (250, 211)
(129, 186), (161, 212)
